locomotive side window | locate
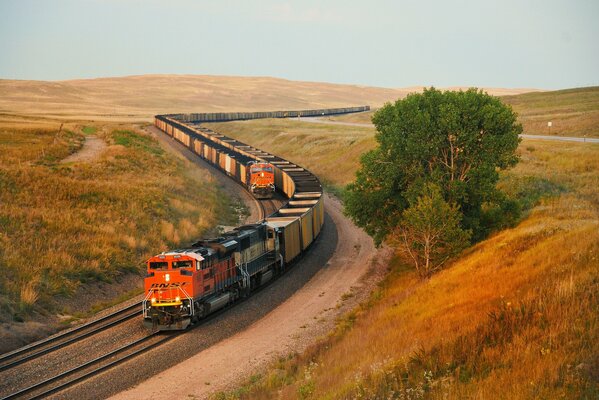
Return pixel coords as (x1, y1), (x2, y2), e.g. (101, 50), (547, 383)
(172, 260), (192, 269)
(149, 261), (168, 270)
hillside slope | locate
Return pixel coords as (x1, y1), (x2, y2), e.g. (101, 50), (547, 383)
(328, 86), (599, 138)
(503, 86), (599, 137)
(0, 123), (239, 351)
(214, 137), (598, 398)
(0, 75), (536, 123)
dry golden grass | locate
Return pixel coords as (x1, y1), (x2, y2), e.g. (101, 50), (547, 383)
(214, 140), (599, 399)
(330, 87), (599, 138)
(209, 87), (599, 197)
(0, 123), (236, 322)
(0, 75), (411, 123)
(0, 76), (537, 124)
(503, 87), (599, 138)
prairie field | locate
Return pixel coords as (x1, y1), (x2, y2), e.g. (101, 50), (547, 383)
(208, 90), (599, 189)
(0, 75), (411, 122)
(0, 121), (237, 345)
(503, 87), (599, 137)
(329, 86), (599, 138)
(213, 133), (599, 398)
(0, 76), (535, 123)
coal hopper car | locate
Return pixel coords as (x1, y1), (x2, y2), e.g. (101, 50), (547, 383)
(145, 106), (368, 330)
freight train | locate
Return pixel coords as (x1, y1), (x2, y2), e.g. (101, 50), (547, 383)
(144, 106), (369, 330)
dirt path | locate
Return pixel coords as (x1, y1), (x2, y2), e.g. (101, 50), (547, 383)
(61, 135), (107, 163)
(111, 194), (386, 400)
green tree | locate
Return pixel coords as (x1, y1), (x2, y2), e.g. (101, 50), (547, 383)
(345, 87), (521, 247)
(392, 184), (471, 277)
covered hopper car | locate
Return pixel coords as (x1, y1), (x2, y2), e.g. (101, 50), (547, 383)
(145, 106), (367, 330)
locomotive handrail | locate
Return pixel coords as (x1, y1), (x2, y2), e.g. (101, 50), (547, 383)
(178, 286), (194, 317)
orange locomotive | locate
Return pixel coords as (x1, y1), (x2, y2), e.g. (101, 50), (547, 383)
(247, 161), (275, 199)
(143, 223), (282, 330)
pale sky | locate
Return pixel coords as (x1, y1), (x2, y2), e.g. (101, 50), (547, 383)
(0, 0), (597, 89)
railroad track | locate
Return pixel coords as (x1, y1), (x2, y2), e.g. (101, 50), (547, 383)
(1, 107), (360, 399)
(260, 198), (278, 217)
(1, 289), (268, 400)
(0, 181), (279, 400)
(1, 332), (167, 400)
(0, 302), (141, 373)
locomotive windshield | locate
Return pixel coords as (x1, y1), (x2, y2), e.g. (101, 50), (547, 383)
(172, 260), (193, 269)
(251, 166), (273, 173)
(149, 261), (168, 270)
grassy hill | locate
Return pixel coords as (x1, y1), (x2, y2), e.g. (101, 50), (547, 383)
(0, 75), (535, 124)
(0, 121), (239, 351)
(211, 122), (599, 398)
(503, 86), (599, 137)
(329, 86), (599, 137)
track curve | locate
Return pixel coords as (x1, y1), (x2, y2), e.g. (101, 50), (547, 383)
(0, 106), (369, 400)
(154, 106), (369, 264)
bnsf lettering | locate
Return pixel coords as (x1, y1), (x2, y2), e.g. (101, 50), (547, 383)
(150, 282), (188, 288)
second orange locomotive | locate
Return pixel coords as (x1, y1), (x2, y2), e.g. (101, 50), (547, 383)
(247, 161), (275, 199)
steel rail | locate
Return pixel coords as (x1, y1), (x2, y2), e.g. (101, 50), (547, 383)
(1, 333), (162, 400)
(0, 302), (141, 372)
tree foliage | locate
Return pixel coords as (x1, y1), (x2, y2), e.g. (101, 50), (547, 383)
(392, 184), (471, 277)
(345, 87), (521, 260)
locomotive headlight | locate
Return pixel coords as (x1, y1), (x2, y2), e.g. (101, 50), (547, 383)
(165, 273), (170, 282)
(175, 296), (180, 303)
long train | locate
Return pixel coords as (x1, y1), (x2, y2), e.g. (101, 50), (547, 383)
(144, 105), (369, 330)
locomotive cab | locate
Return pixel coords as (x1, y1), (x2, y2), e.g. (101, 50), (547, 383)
(143, 252), (202, 330)
(247, 162), (275, 199)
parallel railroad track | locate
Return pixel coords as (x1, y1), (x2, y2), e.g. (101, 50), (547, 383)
(1, 282), (276, 400)
(0, 302), (141, 373)
(1, 107), (365, 399)
(0, 175), (280, 400)
(1, 332), (167, 400)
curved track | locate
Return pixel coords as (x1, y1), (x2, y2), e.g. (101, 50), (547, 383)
(0, 106), (368, 400)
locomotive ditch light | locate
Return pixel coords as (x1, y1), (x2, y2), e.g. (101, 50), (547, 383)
(175, 296), (180, 303)
(151, 297), (156, 304)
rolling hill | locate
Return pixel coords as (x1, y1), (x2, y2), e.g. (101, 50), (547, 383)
(0, 75), (537, 123)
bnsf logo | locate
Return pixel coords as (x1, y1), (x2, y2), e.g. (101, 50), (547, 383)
(150, 282), (188, 288)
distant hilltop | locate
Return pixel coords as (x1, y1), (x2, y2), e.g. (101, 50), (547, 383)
(0, 74), (540, 122)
